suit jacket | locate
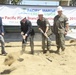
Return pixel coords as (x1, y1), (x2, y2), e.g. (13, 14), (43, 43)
(0, 17), (4, 35)
(20, 19), (35, 36)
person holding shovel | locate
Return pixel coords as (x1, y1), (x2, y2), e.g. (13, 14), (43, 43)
(20, 15), (35, 54)
(37, 10), (52, 54)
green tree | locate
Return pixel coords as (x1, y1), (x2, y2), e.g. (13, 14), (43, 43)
(70, 0), (76, 6)
(0, 0), (6, 4)
(11, 0), (22, 5)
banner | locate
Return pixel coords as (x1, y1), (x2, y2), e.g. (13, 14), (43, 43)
(0, 5), (76, 26)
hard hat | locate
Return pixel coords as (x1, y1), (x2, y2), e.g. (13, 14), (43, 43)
(38, 10), (44, 15)
(57, 6), (63, 11)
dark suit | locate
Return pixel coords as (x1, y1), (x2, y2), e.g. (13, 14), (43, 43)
(0, 17), (7, 54)
(20, 19), (35, 54)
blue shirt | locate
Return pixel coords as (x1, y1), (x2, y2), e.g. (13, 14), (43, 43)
(0, 17), (4, 35)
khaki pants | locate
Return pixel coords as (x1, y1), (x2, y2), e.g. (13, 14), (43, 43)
(42, 34), (51, 51)
(22, 35), (34, 54)
(55, 33), (65, 50)
(0, 35), (6, 54)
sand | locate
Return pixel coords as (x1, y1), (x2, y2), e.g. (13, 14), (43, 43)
(0, 41), (76, 75)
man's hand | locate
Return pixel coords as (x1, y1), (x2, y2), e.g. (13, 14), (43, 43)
(2, 33), (4, 36)
(64, 31), (67, 35)
(25, 34), (27, 36)
(22, 34), (27, 39)
(44, 32), (48, 38)
(21, 32), (24, 35)
(23, 35), (25, 39)
(24, 34), (27, 39)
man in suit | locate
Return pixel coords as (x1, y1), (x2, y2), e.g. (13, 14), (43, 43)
(0, 17), (7, 56)
(20, 15), (35, 54)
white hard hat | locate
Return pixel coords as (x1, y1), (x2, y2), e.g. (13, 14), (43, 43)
(57, 6), (63, 11)
(38, 10), (44, 15)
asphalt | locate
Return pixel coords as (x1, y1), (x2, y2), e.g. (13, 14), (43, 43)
(4, 32), (74, 43)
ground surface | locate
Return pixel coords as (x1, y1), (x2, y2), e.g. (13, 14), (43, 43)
(0, 33), (76, 75)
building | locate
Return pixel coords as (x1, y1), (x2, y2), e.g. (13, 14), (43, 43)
(20, 0), (72, 6)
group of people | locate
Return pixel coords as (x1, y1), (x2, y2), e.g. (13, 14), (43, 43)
(0, 6), (69, 56)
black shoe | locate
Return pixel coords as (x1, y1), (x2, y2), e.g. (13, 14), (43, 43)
(62, 48), (65, 51)
(43, 50), (47, 54)
(55, 49), (60, 54)
(2, 53), (7, 56)
(31, 51), (34, 55)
